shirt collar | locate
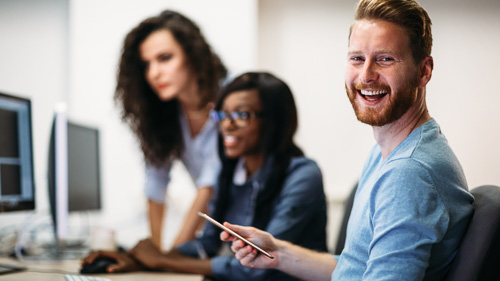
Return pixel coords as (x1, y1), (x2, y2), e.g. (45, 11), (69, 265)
(232, 156), (276, 186)
(233, 158), (247, 185)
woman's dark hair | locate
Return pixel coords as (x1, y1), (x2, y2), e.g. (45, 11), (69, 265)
(114, 10), (227, 165)
(212, 72), (303, 229)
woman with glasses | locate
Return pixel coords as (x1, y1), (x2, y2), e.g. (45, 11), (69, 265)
(114, 10), (227, 249)
(83, 72), (327, 280)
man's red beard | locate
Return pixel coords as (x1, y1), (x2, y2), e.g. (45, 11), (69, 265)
(345, 76), (419, 127)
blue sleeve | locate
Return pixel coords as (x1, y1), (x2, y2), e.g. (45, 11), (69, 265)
(195, 119), (221, 188)
(211, 159), (326, 281)
(195, 134), (221, 188)
(265, 160), (325, 244)
(144, 160), (172, 203)
(364, 159), (449, 281)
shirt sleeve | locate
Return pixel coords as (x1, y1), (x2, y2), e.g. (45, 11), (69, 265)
(264, 160), (326, 247)
(195, 131), (221, 188)
(144, 160), (172, 203)
(363, 159), (450, 281)
(211, 159), (326, 281)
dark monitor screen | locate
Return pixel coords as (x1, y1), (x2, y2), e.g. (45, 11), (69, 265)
(48, 109), (102, 242)
(67, 122), (101, 212)
(0, 92), (35, 212)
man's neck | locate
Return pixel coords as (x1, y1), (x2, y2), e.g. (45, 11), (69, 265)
(373, 104), (431, 160)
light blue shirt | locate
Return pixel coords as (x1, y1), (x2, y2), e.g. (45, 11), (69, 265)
(332, 119), (474, 281)
(144, 109), (221, 203)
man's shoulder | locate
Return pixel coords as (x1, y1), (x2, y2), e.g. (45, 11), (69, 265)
(388, 119), (457, 168)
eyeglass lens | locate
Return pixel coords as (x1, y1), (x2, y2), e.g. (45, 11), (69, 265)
(212, 111), (253, 127)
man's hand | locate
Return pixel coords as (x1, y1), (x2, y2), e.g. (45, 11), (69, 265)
(220, 222), (280, 269)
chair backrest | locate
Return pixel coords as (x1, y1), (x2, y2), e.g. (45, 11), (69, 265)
(443, 185), (500, 281)
(334, 182), (358, 255)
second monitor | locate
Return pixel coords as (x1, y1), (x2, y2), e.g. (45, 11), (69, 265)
(48, 106), (101, 246)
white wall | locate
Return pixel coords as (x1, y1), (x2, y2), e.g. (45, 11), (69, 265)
(0, 0), (68, 223)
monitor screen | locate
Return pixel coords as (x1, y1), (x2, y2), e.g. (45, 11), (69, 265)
(0, 92), (35, 212)
(48, 106), (101, 241)
(67, 122), (101, 212)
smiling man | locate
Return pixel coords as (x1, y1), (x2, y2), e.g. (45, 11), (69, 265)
(221, 0), (475, 280)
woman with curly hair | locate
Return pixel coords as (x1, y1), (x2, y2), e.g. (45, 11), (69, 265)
(115, 10), (227, 249)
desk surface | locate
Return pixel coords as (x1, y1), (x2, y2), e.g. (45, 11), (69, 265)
(0, 257), (203, 281)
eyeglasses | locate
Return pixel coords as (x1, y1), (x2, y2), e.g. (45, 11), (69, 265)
(210, 110), (263, 128)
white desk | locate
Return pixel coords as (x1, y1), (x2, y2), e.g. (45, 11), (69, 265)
(0, 257), (203, 281)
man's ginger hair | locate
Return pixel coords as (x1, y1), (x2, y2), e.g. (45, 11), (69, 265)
(350, 0), (433, 64)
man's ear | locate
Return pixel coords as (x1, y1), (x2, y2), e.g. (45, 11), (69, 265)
(418, 56), (434, 88)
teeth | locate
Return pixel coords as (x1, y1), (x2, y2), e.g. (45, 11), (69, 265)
(224, 135), (237, 146)
(360, 90), (387, 96)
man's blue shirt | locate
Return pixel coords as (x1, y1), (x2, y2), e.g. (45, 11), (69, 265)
(332, 119), (474, 281)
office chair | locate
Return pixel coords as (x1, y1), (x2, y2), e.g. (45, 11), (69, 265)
(334, 182), (358, 255)
(443, 184), (500, 281)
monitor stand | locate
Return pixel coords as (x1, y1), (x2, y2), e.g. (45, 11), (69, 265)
(41, 239), (89, 260)
(18, 239), (89, 262)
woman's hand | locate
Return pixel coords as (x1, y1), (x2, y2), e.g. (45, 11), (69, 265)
(220, 222), (280, 269)
(128, 238), (165, 269)
(81, 250), (144, 273)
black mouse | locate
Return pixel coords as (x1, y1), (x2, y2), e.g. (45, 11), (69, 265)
(80, 257), (117, 274)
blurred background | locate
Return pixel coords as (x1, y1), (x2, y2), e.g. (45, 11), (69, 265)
(1, 0), (499, 251)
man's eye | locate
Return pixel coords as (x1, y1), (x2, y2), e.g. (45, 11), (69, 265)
(349, 56), (364, 65)
(377, 57), (397, 66)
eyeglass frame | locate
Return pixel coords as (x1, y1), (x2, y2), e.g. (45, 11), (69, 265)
(210, 110), (264, 127)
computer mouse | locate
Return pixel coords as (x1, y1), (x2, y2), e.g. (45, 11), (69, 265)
(80, 257), (117, 274)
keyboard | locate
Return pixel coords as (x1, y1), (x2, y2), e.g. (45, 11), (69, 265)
(64, 274), (112, 281)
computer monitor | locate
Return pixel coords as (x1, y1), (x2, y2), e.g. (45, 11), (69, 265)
(0, 92), (35, 213)
(0, 92), (35, 273)
(48, 104), (101, 246)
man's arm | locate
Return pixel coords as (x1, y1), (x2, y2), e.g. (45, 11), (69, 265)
(221, 222), (336, 281)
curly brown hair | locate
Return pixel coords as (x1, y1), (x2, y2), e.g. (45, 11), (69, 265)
(115, 10), (227, 166)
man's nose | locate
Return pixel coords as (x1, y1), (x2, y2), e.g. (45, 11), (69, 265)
(359, 60), (379, 84)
